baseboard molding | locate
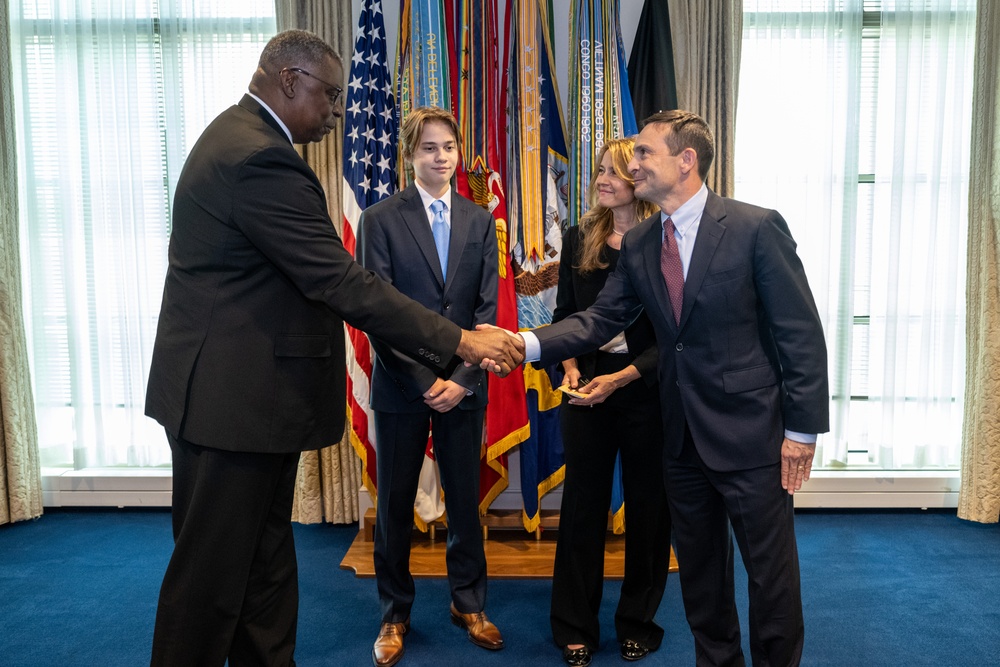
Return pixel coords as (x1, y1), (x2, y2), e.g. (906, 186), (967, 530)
(793, 470), (960, 509)
(357, 470), (961, 521)
(41, 468), (960, 511)
(42, 468), (172, 508)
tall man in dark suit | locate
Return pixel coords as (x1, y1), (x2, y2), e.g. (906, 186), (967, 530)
(144, 31), (520, 667)
(359, 106), (504, 667)
(509, 110), (829, 666)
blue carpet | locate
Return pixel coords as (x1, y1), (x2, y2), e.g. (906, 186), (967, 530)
(1, 508), (998, 666)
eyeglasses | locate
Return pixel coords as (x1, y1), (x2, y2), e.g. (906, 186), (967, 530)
(283, 67), (344, 106)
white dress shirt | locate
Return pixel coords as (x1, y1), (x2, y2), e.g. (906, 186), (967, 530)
(247, 92), (293, 144)
(414, 182), (452, 232)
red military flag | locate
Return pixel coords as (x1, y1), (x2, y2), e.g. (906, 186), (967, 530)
(451, 0), (530, 513)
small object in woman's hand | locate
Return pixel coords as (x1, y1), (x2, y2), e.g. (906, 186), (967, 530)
(558, 377), (591, 399)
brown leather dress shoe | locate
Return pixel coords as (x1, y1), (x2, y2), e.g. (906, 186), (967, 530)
(372, 619), (410, 667)
(449, 602), (505, 650)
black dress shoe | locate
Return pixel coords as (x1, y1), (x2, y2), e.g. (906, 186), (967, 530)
(621, 639), (652, 661)
(562, 645), (593, 666)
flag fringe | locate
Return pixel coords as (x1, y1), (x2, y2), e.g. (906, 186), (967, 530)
(485, 423), (531, 461)
(521, 463), (566, 532)
(346, 403), (378, 510)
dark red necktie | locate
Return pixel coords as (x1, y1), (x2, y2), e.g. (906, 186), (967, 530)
(660, 217), (684, 324)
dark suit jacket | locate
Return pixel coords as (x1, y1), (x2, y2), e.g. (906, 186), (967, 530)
(536, 190), (829, 472)
(358, 184), (498, 413)
(145, 95), (461, 454)
(553, 225), (658, 386)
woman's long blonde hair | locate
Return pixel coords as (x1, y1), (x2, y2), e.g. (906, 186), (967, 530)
(575, 137), (659, 273)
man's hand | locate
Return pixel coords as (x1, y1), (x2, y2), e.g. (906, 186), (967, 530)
(457, 324), (525, 377)
(423, 378), (466, 413)
(781, 438), (816, 495)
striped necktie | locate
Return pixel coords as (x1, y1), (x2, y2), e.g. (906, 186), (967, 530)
(660, 217), (684, 324)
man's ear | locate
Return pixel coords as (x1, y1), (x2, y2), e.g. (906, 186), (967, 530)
(679, 147), (698, 175)
(278, 68), (298, 99)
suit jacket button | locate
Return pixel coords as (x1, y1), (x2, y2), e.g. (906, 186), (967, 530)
(419, 347), (426, 355)
(444, 302), (451, 310)
(675, 343), (684, 351)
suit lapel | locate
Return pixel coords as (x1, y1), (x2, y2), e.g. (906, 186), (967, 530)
(444, 196), (473, 293)
(680, 191), (727, 328)
(398, 185), (446, 286)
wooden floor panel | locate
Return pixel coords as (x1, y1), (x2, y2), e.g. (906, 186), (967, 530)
(340, 530), (678, 579)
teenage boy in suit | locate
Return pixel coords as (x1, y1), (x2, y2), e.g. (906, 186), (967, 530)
(359, 106), (504, 667)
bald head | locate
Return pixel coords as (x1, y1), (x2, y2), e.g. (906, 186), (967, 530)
(249, 30), (345, 144)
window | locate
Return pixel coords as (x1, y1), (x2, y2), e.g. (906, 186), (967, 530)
(10, 0), (276, 468)
(736, 0), (976, 469)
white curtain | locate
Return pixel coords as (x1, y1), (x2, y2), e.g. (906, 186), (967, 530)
(959, 0), (1000, 523)
(2, 0), (43, 523)
(9, 1), (276, 469)
(736, 0), (976, 469)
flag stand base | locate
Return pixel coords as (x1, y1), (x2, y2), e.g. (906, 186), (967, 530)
(343, 509), (679, 579)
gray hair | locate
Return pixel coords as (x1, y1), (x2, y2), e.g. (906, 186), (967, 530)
(258, 29), (340, 71)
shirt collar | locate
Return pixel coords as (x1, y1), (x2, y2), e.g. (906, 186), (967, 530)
(247, 92), (293, 144)
(415, 182), (452, 216)
(661, 182), (709, 237)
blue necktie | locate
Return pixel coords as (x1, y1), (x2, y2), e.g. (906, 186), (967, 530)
(430, 199), (449, 280)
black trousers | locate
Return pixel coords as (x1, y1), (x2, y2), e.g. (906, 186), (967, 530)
(151, 432), (300, 667)
(667, 430), (803, 667)
(372, 407), (487, 623)
(550, 352), (672, 650)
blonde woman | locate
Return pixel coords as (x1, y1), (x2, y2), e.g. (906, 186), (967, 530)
(550, 138), (672, 666)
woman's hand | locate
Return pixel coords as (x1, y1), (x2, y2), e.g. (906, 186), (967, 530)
(567, 364), (639, 407)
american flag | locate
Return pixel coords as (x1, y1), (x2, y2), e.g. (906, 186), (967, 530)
(343, 0), (397, 499)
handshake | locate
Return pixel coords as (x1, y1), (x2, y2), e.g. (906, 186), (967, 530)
(456, 324), (526, 377)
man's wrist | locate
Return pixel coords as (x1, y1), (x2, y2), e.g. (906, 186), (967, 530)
(784, 430), (816, 444)
(520, 331), (541, 362)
